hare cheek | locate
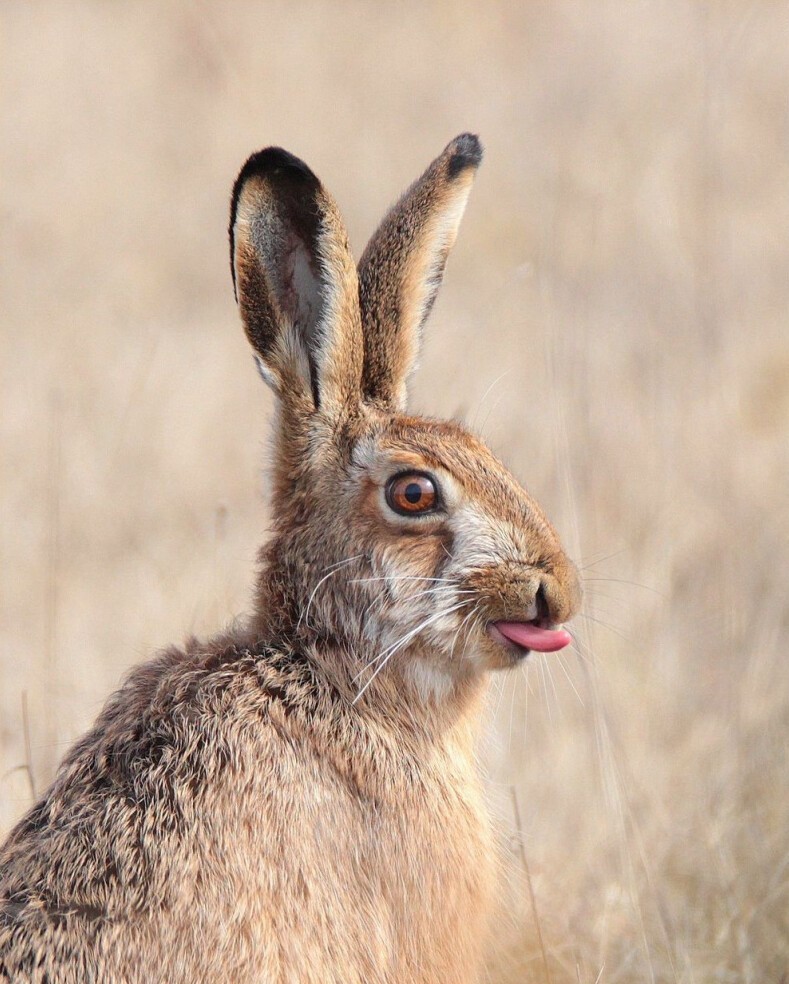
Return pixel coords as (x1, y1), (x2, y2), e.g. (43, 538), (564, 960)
(373, 534), (454, 610)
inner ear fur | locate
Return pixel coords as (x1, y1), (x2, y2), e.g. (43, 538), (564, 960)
(230, 148), (363, 414)
(358, 133), (483, 411)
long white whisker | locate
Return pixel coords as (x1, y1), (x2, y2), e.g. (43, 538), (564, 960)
(352, 602), (469, 702)
(581, 575), (663, 596)
(506, 670), (518, 755)
(470, 368), (515, 432)
(461, 602), (484, 661)
(576, 611), (633, 644)
(297, 554), (362, 633)
(537, 653), (553, 726)
(569, 639), (594, 667)
(543, 653), (562, 720)
(575, 548), (627, 572)
(554, 649), (584, 706)
(358, 600), (470, 676)
(449, 604), (479, 657)
(491, 672), (506, 721)
(349, 575), (462, 585)
(321, 553), (365, 573)
(367, 585), (474, 622)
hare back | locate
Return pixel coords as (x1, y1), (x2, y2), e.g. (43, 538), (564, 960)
(0, 637), (493, 983)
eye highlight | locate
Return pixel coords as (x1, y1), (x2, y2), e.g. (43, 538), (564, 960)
(385, 472), (440, 516)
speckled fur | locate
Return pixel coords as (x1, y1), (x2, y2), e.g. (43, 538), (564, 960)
(0, 135), (580, 983)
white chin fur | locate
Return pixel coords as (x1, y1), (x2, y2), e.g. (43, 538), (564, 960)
(406, 660), (455, 703)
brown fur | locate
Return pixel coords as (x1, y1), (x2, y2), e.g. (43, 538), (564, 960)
(358, 134), (482, 409)
(0, 135), (580, 983)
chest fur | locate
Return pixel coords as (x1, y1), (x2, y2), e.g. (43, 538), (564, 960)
(181, 729), (495, 983)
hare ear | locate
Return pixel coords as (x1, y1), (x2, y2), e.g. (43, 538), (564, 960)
(358, 133), (482, 410)
(230, 148), (363, 414)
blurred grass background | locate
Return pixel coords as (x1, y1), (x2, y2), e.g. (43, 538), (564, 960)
(2, 1), (788, 980)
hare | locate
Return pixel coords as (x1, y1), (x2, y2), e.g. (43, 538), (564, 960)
(0, 134), (580, 983)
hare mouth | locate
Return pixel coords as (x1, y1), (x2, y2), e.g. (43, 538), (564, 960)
(488, 620), (572, 657)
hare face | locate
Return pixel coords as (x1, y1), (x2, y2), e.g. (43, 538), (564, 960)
(335, 412), (582, 686)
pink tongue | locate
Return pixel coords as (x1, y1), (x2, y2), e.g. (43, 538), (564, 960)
(494, 621), (572, 653)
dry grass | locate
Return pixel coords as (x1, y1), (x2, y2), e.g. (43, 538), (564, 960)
(2, 2), (788, 980)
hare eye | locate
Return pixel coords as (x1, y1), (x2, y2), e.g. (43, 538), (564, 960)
(385, 473), (439, 516)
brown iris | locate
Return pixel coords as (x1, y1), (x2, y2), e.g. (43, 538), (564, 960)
(385, 472), (439, 516)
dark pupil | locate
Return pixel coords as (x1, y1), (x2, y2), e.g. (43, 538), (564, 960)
(404, 483), (423, 504)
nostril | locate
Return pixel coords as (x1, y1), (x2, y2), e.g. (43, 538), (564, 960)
(535, 581), (550, 626)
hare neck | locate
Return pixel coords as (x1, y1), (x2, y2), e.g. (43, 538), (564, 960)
(248, 538), (492, 738)
(250, 598), (488, 743)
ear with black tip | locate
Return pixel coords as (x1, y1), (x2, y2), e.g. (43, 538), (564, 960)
(357, 133), (483, 410)
(230, 147), (363, 414)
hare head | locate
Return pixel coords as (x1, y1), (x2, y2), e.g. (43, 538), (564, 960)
(230, 134), (581, 700)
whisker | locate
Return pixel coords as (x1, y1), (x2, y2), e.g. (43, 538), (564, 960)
(581, 575), (664, 597)
(580, 601), (628, 629)
(580, 588), (625, 608)
(569, 639), (595, 667)
(506, 670), (518, 755)
(575, 548), (627, 572)
(449, 603), (480, 657)
(491, 668), (507, 721)
(478, 390), (507, 440)
(576, 611), (633, 645)
(536, 654), (553, 726)
(320, 553), (365, 574)
(554, 649), (585, 706)
(349, 575), (463, 586)
(543, 653), (563, 721)
(461, 602), (484, 661)
(367, 584), (473, 620)
(364, 600), (471, 672)
(297, 554), (361, 632)
(352, 601), (469, 702)
(519, 663), (531, 734)
(469, 368), (515, 433)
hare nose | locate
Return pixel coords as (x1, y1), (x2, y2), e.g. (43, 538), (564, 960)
(535, 570), (579, 625)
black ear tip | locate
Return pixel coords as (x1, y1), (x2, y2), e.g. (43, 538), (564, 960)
(446, 133), (483, 178)
(229, 146), (320, 288)
(232, 147), (317, 200)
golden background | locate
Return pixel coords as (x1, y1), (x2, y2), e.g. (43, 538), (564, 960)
(2, 2), (788, 979)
